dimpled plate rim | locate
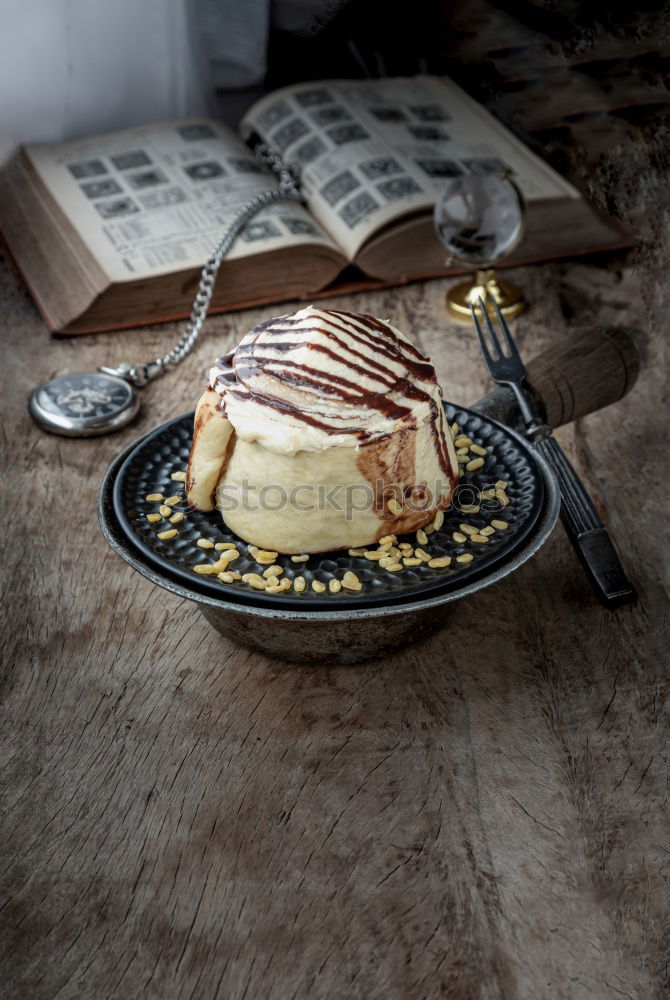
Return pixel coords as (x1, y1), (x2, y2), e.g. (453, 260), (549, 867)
(111, 403), (545, 610)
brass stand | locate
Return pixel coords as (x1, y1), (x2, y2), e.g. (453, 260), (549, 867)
(446, 268), (526, 321)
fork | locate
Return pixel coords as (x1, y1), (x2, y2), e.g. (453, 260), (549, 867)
(470, 298), (634, 608)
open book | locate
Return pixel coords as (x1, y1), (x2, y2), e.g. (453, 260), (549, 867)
(0, 75), (627, 334)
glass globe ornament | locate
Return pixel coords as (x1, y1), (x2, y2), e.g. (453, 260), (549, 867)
(434, 171), (527, 320)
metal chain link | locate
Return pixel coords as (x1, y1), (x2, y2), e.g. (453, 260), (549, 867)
(99, 144), (301, 388)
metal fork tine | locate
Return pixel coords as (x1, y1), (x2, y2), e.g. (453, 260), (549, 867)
(491, 297), (520, 360)
(477, 298), (503, 357)
(469, 301), (493, 364)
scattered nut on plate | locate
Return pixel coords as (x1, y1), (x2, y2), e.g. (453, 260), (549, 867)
(139, 417), (514, 599)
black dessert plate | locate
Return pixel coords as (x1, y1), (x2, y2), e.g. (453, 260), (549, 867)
(112, 404), (544, 610)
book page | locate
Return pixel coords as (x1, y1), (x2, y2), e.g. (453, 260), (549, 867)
(25, 119), (339, 283)
(242, 76), (580, 260)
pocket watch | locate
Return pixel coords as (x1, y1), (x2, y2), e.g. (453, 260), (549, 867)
(28, 371), (139, 436)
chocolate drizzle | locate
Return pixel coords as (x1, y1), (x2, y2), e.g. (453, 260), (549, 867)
(209, 306), (456, 483)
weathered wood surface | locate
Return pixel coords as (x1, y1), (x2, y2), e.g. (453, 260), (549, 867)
(0, 245), (667, 1000)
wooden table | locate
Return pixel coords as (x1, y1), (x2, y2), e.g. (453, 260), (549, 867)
(1, 247), (667, 1000)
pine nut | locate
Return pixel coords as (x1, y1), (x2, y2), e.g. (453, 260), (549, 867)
(479, 489), (496, 500)
(379, 534), (397, 546)
(197, 538), (214, 549)
(348, 548), (366, 557)
(215, 542), (237, 550)
(457, 455), (469, 465)
(146, 513), (161, 523)
(242, 573), (267, 590)
(403, 557), (422, 566)
(263, 565), (283, 578)
(159, 505), (172, 517)
(459, 524), (478, 535)
(266, 578), (291, 594)
(256, 550), (279, 564)
(453, 531), (467, 543)
(466, 458), (485, 472)
(171, 470), (187, 482)
(311, 580), (326, 593)
(454, 435), (472, 448)
(342, 571), (362, 591)
(470, 444), (487, 456)
(428, 556), (451, 568)
(415, 548), (432, 562)
(294, 576), (306, 593)
(364, 549), (384, 560)
(416, 528), (428, 546)
(398, 542), (413, 552)
(157, 529), (177, 540)
(492, 519), (509, 530)
(165, 495), (181, 506)
(169, 512), (184, 524)
(214, 549), (239, 566)
(495, 490), (510, 506)
(194, 564), (216, 574)
(145, 493), (163, 502)
(433, 510), (445, 531)
(456, 447), (469, 456)
(217, 570), (240, 583)
(291, 554), (309, 562)
(210, 556), (232, 574)
(450, 422), (459, 437)
(480, 526), (495, 536)
(387, 498), (402, 515)
(456, 553), (474, 563)
(471, 533), (490, 543)
(460, 504), (480, 514)
(329, 579), (342, 593)
(495, 480), (508, 490)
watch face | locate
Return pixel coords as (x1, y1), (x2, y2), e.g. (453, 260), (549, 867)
(30, 372), (139, 436)
(38, 374), (131, 419)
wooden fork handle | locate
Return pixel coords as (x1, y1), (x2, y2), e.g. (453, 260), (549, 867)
(473, 324), (640, 428)
(525, 324), (640, 427)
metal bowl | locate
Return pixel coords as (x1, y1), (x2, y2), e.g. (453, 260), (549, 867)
(98, 410), (560, 664)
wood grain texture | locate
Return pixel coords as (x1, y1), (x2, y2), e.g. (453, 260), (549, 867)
(5, 8), (670, 994)
(0, 242), (667, 1000)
